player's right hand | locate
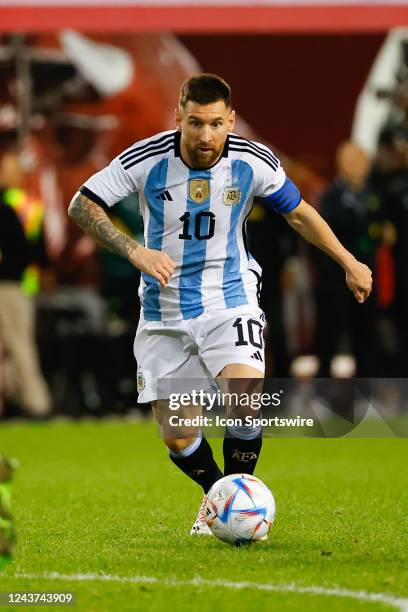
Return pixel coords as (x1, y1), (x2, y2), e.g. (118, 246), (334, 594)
(128, 246), (176, 288)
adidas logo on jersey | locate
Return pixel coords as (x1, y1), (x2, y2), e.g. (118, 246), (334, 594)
(156, 190), (173, 201)
(250, 351), (263, 362)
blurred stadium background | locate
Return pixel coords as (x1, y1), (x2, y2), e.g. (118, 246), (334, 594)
(1, 0), (408, 420)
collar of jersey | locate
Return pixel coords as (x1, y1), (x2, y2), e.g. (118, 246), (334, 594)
(174, 130), (229, 170)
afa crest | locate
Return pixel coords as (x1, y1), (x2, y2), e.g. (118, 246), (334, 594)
(137, 371), (145, 391)
(189, 179), (210, 204)
(223, 188), (241, 206)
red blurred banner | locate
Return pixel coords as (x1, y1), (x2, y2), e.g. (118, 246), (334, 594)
(0, 2), (407, 33)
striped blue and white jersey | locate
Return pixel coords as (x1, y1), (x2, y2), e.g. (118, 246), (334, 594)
(81, 130), (301, 321)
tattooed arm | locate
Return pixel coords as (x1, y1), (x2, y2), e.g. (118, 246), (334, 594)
(68, 192), (175, 288)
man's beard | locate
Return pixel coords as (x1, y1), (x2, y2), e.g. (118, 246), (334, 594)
(187, 144), (223, 169)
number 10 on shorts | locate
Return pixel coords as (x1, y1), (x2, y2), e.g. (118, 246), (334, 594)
(233, 317), (264, 349)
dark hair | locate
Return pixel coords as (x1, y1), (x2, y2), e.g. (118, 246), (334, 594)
(179, 73), (231, 109)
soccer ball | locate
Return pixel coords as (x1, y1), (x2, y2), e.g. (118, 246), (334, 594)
(204, 474), (275, 545)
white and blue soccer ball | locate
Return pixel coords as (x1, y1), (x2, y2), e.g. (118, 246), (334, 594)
(204, 474), (275, 545)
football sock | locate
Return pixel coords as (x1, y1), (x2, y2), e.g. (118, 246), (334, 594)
(223, 424), (262, 476)
(169, 432), (223, 493)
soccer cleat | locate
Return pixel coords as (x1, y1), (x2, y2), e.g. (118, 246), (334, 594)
(189, 495), (213, 536)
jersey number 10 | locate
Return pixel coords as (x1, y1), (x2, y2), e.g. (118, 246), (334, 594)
(179, 211), (216, 240)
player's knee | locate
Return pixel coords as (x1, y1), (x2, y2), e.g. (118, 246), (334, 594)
(163, 436), (198, 454)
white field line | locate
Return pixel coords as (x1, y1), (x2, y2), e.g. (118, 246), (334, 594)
(9, 572), (408, 612)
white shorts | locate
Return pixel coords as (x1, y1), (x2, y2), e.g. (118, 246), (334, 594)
(134, 304), (266, 403)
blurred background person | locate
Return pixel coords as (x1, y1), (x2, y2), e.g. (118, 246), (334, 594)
(353, 29), (408, 375)
(372, 125), (408, 376)
(0, 146), (51, 417)
(312, 141), (384, 377)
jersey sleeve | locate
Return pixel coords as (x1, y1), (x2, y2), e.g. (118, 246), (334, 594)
(254, 146), (302, 214)
(80, 155), (137, 210)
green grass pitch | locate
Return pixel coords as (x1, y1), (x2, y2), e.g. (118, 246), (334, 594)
(0, 420), (407, 611)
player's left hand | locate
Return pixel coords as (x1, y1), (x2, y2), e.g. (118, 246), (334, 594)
(345, 259), (373, 303)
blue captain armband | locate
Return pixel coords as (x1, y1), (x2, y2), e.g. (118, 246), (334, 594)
(259, 177), (302, 214)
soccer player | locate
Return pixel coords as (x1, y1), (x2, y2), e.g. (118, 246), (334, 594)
(69, 74), (372, 535)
